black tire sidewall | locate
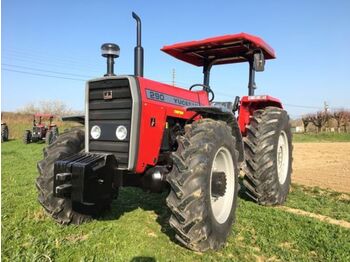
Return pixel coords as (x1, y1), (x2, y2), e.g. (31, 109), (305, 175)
(23, 130), (31, 143)
(46, 130), (53, 144)
(204, 130), (239, 245)
(273, 111), (292, 199)
(1, 125), (8, 141)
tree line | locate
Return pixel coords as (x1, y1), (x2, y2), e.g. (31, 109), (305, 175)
(17, 100), (83, 117)
(302, 110), (350, 133)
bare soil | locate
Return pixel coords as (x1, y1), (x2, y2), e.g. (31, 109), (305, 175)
(293, 142), (350, 193)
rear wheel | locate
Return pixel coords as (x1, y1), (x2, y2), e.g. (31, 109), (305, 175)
(243, 107), (292, 205)
(166, 119), (239, 251)
(36, 128), (114, 224)
(45, 127), (59, 145)
(45, 130), (53, 145)
(23, 130), (32, 144)
(1, 124), (9, 142)
(51, 127), (59, 143)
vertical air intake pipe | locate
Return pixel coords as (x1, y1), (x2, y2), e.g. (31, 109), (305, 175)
(132, 12), (144, 77)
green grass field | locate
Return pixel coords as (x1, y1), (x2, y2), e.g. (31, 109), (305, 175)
(293, 132), (350, 143)
(2, 140), (350, 261)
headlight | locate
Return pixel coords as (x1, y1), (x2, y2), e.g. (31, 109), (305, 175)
(91, 125), (101, 139)
(116, 125), (127, 140)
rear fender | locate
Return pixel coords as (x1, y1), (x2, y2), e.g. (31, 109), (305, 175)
(62, 115), (85, 125)
(238, 95), (283, 135)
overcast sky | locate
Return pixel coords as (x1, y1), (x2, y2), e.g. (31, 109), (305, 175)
(2, 0), (350, 118)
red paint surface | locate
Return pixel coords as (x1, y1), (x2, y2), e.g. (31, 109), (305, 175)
(34, 113), (55, 118)
(238, 95), (283, 134)
(134, 77), (209, 173)
(133, 78), (282, 173)
(161, 33), (276, 66)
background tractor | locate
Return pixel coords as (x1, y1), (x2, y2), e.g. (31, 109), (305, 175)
(23, 113), (59, 145)
(36, 13), (292, 252)
(1, 122), (9, 142)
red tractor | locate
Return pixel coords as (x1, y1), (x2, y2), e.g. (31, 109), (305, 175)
(36, 13), (292, 251)
(23, 114), (59, 145)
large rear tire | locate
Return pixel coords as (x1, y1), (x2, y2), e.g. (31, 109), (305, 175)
(166, 119), (239, 251)
(243, 107), (292, 205)
(52, 127), (59, 143)
(36, 128), (113, 224)
(45, 130), (54, 145)
(1, 124), (9, 142)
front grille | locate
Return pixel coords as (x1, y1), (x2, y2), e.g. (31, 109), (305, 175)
(88, 78), (132, 168)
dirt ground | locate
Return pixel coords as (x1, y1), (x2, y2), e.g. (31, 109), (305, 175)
(293, 142), (350, 193)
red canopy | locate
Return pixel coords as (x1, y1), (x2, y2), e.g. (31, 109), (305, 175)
(161, 33), (276, 66)
(34, 113), (54, 118)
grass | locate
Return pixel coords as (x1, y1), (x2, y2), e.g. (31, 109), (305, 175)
(2, 140), (350, 261)
(293, 132), (350, 143)
(286, 184), (350, 222)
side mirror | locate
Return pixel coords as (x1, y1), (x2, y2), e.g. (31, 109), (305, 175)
(253, 52), (265, 72)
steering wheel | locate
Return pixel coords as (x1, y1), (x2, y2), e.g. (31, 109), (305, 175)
(189, 84), (215, 102)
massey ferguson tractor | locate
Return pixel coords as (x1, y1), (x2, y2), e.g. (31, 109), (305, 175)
(36, 13), (292, 252)
(23, 114), (59, 145)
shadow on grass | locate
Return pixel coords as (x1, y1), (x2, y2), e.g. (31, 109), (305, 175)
(130, 257), (156, 262)
(97, 178), (252, 246)
(237, 176), (252, 202)
(98, 187), (176, 243)
(2, 138), (16, 142)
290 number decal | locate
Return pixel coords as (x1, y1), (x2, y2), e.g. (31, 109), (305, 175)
(149, 90), (165, 101)
(146, 89), (199, 107)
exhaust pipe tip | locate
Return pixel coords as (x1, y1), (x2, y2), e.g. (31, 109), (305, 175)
(132, 12), (144, 77)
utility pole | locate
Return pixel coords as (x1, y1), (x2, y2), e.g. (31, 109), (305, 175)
(324, 101), (330, 131)
(172, 68), (176, 86)
(324, 101), (329, 114)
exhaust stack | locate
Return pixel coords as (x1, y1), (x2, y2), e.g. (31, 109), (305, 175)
(132, 12), (144, 77)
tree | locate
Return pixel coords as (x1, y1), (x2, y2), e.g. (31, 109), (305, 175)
(333, 110), (346, 132)
(309, 111), (329, 133)
(17, 100), (77, 117)
(342, 111), (350, 132)
(301, 115), (312, 133)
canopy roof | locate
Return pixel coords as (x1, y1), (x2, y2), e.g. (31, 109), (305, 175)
(161, 33), (276, 67)
(34, 113), (54, 118)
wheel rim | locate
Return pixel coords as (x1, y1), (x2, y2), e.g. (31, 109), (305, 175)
(277, 131), (289, 184)
(210, 147), (235, 224)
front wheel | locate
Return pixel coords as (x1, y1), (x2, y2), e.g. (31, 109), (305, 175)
(45, 130), (53, 145)
(166, 119), (239, 252)
(23, 130), (32, 144)
(243, 106), (293, 205)
(36, 128), (114, 224)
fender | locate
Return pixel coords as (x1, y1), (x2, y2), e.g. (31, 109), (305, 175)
(187, 106), (244, 163)
(62, 115), (85, 124)
(238, 95), (283, 135)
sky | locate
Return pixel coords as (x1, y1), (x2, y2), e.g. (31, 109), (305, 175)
(2, 0), (350, 118)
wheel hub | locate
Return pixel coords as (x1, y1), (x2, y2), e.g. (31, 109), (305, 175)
(211, 171), (227, 198)
(277, 130), (289, 184)
(210, 147), (235, 224)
